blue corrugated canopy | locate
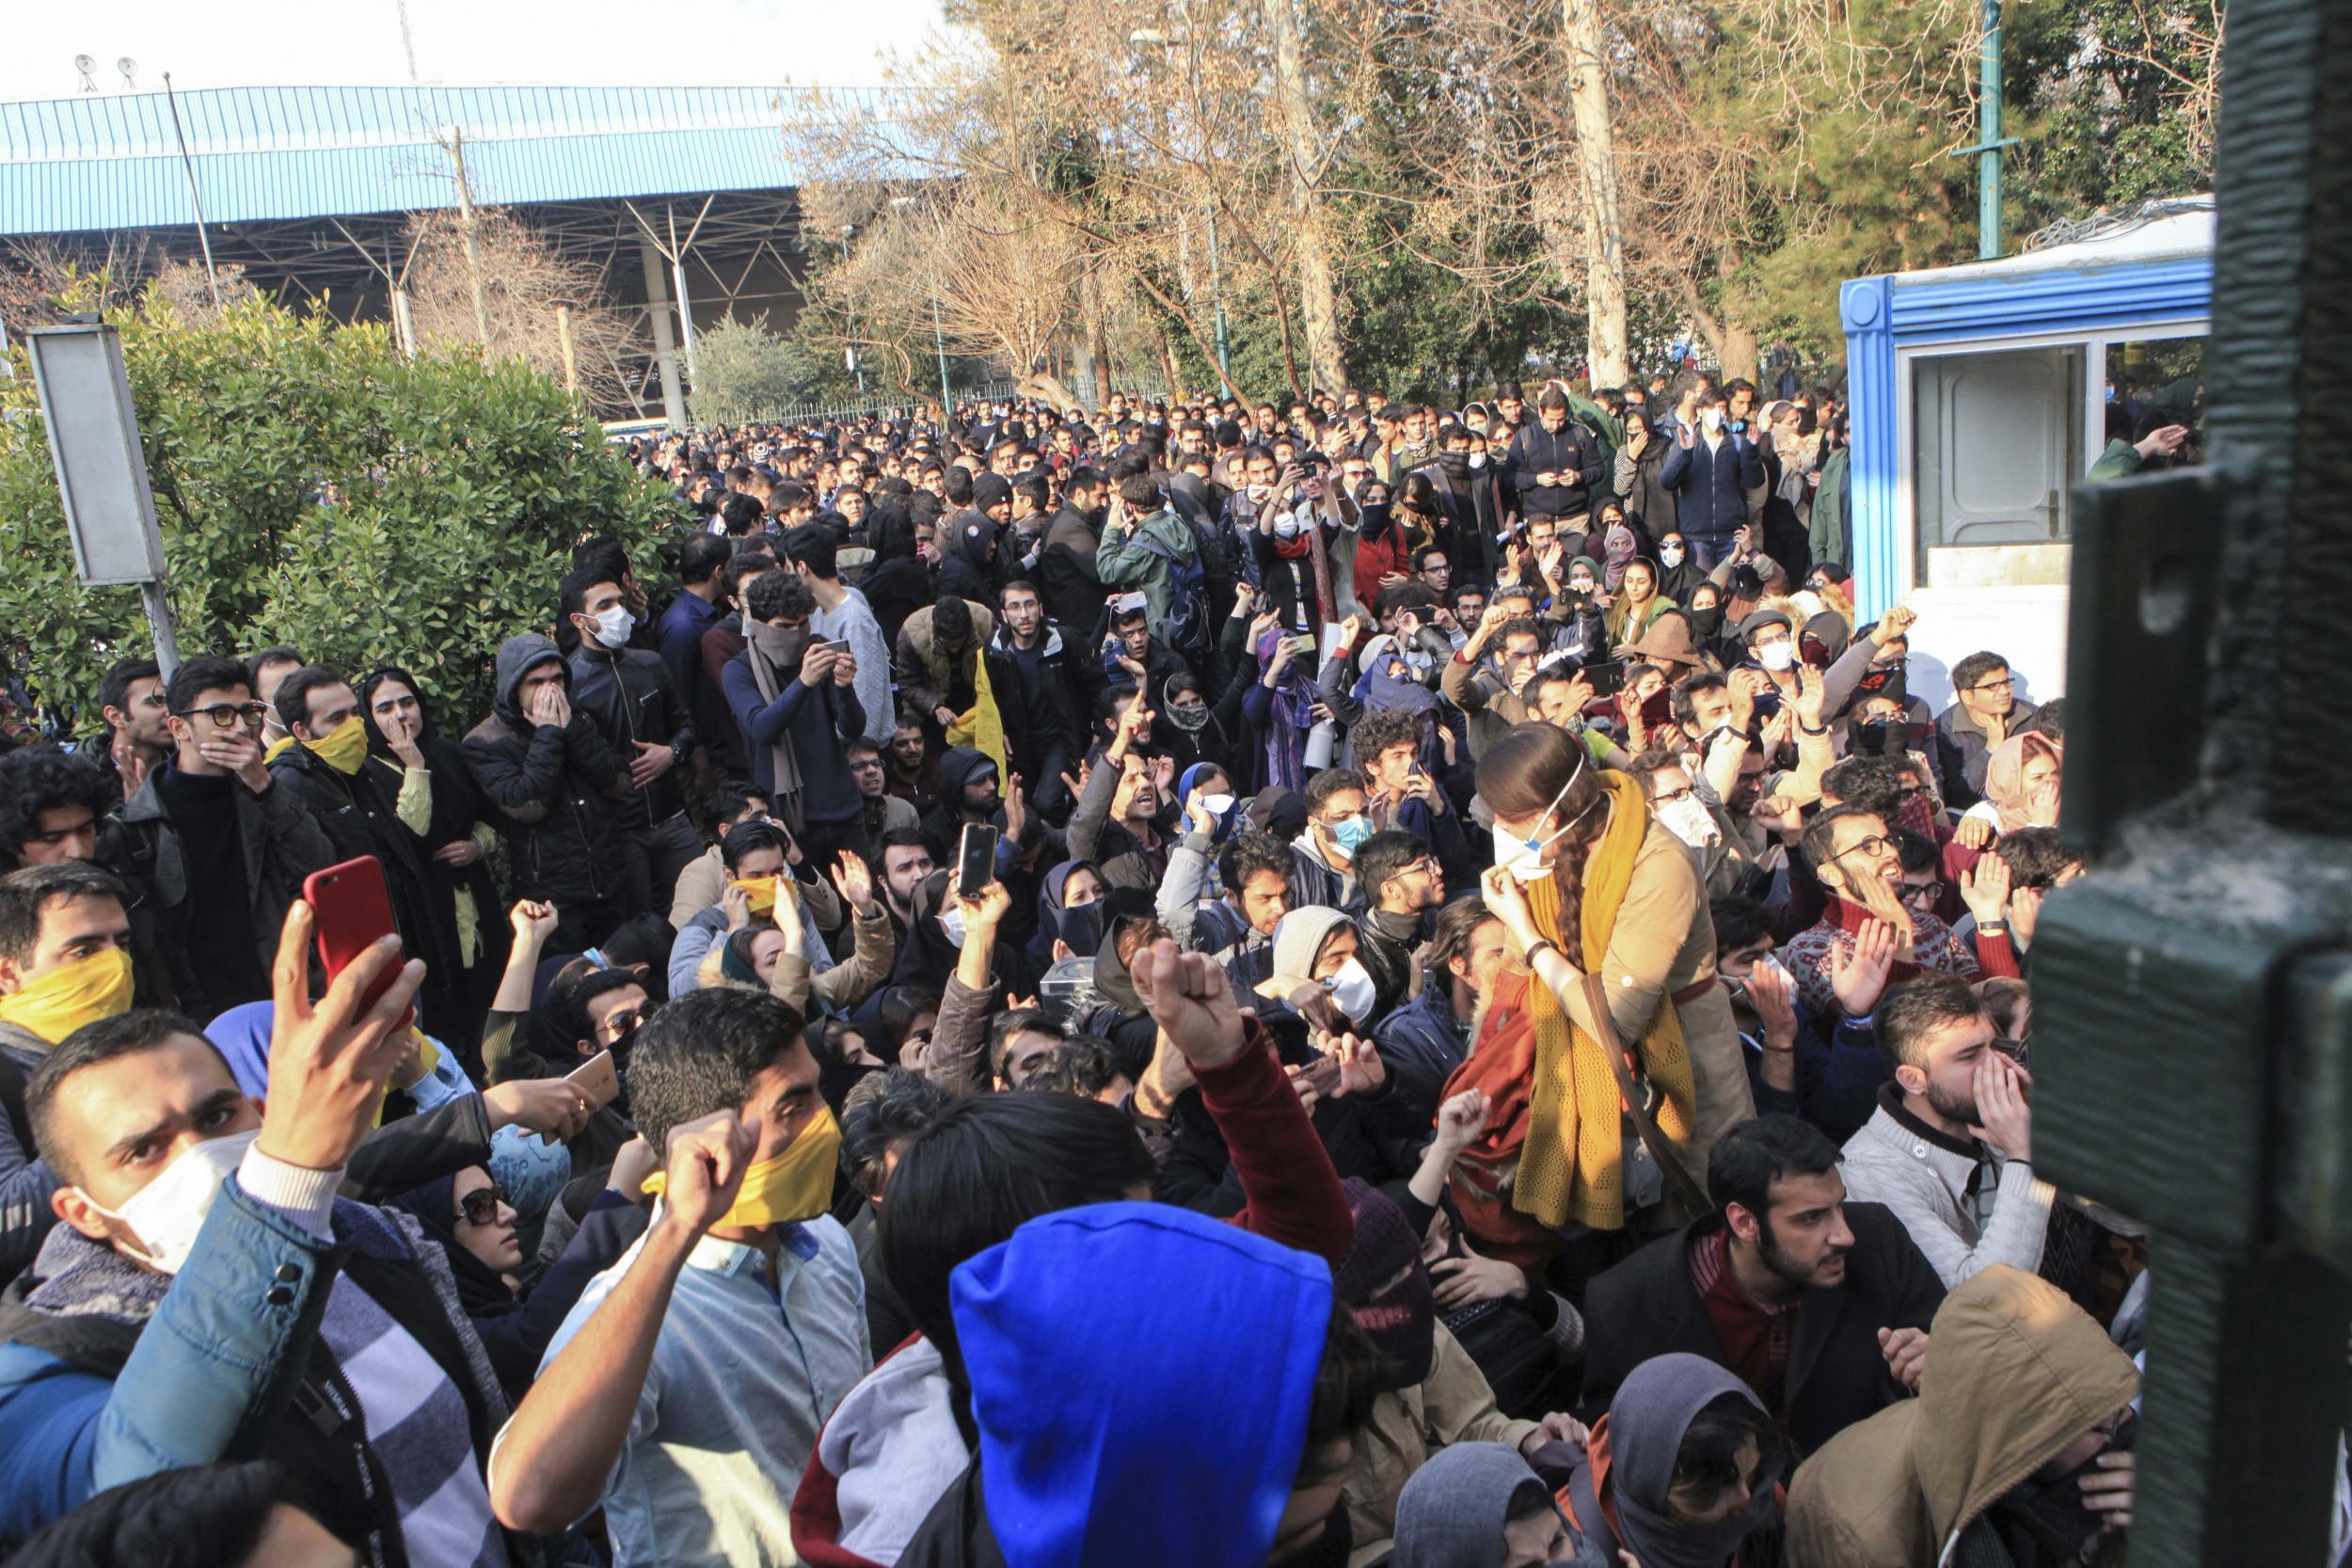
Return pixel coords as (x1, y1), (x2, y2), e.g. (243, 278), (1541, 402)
(0, 83), (884, 236)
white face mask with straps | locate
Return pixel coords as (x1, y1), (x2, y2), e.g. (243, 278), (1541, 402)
(1488, 750), (1602, 882)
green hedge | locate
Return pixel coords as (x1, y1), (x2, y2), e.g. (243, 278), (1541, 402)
(0, 288), (685, 735)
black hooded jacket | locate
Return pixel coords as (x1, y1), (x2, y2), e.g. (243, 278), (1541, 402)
(460, 633), (630, 908)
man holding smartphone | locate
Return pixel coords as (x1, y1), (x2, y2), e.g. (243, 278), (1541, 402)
(1507, 389), (1607, 535)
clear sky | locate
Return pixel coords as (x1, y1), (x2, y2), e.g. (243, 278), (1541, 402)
(3, 0), (953, 101)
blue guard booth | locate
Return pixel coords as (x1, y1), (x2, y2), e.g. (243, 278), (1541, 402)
(1837, 198), (2213, 707)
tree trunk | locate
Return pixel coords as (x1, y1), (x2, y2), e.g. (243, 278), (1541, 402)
(1561, 0), (1629, 388)
(1266, 0), (1350, 397)
(1677, 271), (1760, 384)
(1082, 267), (1114, 405)
(1018, 371), (1084, 410)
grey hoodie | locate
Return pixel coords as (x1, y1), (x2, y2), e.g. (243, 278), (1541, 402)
(1388, 1442), (1605, 1568)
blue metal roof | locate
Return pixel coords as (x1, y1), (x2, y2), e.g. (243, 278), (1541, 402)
(0, 83), (891, 235)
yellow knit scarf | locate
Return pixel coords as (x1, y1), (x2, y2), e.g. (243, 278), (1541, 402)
(946, 646), (1009, 780)
(1514, 769), (1698, 1231)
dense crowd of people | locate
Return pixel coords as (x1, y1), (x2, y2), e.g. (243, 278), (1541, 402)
(0, 372), (2157, 1568)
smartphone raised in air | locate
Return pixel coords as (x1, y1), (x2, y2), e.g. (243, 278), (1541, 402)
(302, 856), (413, 1030)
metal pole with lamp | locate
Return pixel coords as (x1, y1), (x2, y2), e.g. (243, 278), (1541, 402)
(26, 322), (181, 676)
(892, 196), (955, 420)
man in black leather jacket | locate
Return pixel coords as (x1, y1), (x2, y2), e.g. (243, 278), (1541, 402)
(561, 567), (701, 924)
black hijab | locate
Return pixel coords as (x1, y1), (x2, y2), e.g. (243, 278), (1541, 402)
(389, 1170), (518, 1321)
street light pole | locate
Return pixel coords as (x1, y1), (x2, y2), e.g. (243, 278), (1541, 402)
(1206, 211), (1232, 388)
(930, 289), (952, 420)
(1953, 0), (2018, 260)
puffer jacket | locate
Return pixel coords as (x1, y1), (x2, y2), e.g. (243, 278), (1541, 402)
(461, 633), (629, 908)
(1785, 1265), (2138, 1567)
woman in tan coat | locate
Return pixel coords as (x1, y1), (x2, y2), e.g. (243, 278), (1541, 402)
(1443, 722), (1752, 1270)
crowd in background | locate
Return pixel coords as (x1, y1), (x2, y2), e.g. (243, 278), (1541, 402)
(0, 370), (2157, 1568)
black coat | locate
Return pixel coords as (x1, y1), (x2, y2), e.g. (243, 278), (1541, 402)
(266, 742), (498, 1047)
(1578, 1206), (1944, 1457)
(461, 635), (631, 911)
(1039, 505), (1107, 641)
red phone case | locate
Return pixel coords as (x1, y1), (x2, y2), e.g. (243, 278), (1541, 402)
(303, 856), (412, 1029)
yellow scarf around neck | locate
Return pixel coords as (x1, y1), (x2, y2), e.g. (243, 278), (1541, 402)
(1513, 769), (1698, 1231)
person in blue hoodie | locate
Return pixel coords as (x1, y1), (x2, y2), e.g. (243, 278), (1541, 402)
(898, 1202), (1388, 1568)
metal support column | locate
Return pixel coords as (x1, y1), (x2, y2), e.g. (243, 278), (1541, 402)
(640, 238), (686, 428)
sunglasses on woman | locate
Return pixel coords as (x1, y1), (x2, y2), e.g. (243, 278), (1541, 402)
(457, 1184), (514, 1227)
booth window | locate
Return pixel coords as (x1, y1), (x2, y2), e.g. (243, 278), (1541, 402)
(2102, 336), (2206, 467)
(1911, 343), (2084, 589)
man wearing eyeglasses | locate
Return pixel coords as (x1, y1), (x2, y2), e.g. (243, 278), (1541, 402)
(1931, 651), (2039, 811)
(101, 655), (333, 1021)
(1779, 805), (2019, 1029)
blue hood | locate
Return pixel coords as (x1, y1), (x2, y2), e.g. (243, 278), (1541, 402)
(951, 1202), (1333, 1568)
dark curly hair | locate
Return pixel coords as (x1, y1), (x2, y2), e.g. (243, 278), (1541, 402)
(0, 746), (105, 865)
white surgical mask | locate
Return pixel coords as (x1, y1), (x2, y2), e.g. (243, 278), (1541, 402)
(592, 605), (636, 647)
(1702, 409), (1725, 435)
(1757, 641), (1796, 673)
(939, 905), (968, 949)
(89, 1130), (261, 1275)
(1660, 546), (1685, 567)
(1201, 793), (1236, 817)
(1468, 452), (1489, 469)
(1489, 752), (1594, 882)
(1273, 512), (1302, 540)
(1658, 797), (1718, 849)
(1324, 958), (1377, 1023)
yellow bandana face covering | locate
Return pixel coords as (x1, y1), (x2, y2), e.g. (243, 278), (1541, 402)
(644, 1105), (841, 1228)
(729, 877), (781, 919)
(304, 717), (371, 776)
(0, 947), (135, 1047)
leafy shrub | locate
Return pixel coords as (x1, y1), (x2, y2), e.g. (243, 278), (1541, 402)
(0, 285), (685, 735)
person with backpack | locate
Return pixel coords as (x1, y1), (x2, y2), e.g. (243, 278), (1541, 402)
(1097, 471), (1210, 671)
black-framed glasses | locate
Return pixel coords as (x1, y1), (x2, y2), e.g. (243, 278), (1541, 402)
(457, 1184), (513, 1226)
(1967, 676), (2016, 694)
(175, 702), (270, 730)
(1652, 784), (1697, 805)
(1826, 833), (1896, 864)
(1899, 880), (1945, 903)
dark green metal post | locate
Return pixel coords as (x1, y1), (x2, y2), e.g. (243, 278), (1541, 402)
(1953, 0), (2019, 260)
(1977, 0), (2003, 258)
(2037, 0), (2352, 1562)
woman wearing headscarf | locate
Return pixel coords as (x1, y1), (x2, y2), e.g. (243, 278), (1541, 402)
(859, 499), (938, 648)
(1387, 1444), (1607, 1568)
(1240, 624), (1319, 798)
(389, 1160), (651, 1398)
(1613, 406), (1678, 544)
(1605, 558), (1679, 650)
(1357, 475), (1433, 608)
(1028, 859), (1109, 965)
(1655, 531), (1708, 613)
(1558, 1353), (1788, 1568)
(1965, 732), (2063, 837)
(1596, 503), (1643, 592)
(355, 666), (509, 1051)
(1555, 558), (1612, 665)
